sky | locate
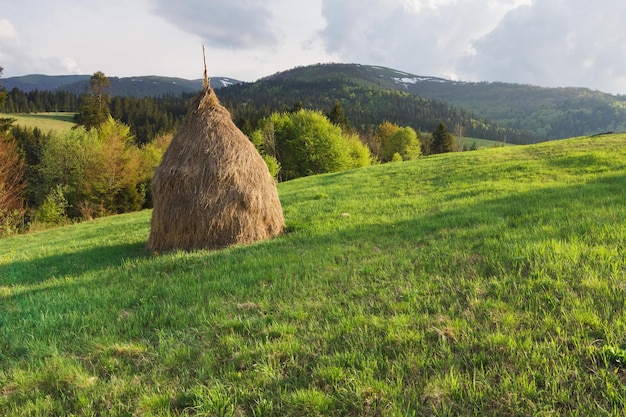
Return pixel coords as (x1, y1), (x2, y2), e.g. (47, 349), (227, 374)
(1, 0), (626, 95)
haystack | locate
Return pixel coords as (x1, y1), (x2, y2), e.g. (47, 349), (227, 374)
(147, 81), (284, 252)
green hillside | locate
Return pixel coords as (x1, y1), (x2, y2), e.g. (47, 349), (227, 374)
(1, 136), (625, 415)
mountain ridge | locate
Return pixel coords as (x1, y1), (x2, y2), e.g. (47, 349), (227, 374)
(1, 74), (240, 97)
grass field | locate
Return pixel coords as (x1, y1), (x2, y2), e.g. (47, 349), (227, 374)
(1, 136), (625, 415)
(4, 112), (76, 132)
(458, 136), (513, 149)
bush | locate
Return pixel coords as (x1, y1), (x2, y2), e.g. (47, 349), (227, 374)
(253, 110), (371, 181)
(34, 184), (68, 226)
(382, 126), (421, 162)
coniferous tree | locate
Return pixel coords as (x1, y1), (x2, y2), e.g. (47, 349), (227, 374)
(0, 66), (5, 107)
(326, 100), (353, 133)
(431, 122), (457, 154)
(290, 101), (303, 113)
(75, 71), (111, 130)
(0, 67), (16, 132)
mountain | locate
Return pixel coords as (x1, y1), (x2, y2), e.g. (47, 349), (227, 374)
(262, 63), (626, 140)
(1, 74), (91, 92)
(1, 74), (240, 97)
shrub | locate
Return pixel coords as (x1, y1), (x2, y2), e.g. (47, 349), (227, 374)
(253, 110), (371, 180)
(34, 184), (68, 226)
(382, 126), (421, 162)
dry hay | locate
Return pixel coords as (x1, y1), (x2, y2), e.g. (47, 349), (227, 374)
(147, 85), (284, 252)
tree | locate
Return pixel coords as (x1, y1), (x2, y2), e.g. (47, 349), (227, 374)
(83, 117), (145, 214)
(381, 126), (421, 162)
(0, 67), (16, 132)
(326, 100), (353, 133)
(74, 71), (111, 130)
(10, 125), (49, 207)
(373, 121), (400, 162)
(38, 118), (150, 219)
(431, 122), (457, 154)
(253, 110), (371, 181)
(0, 134), (26, 236)
(38, 127), (100, 217)
(249, 127), (281, 179)
(0, 66), (5, 107)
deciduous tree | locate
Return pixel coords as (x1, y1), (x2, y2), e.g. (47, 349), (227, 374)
(0, 134), (26, 235)
(38, 126), (100, 218)
(253, 110), (371, 181)
(382, 126), (421, 162)
(373, 121), (400, 161)
(83, 118), (145, 214)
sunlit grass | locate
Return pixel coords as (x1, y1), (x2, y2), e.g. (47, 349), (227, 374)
(5, 112), (76, 132)
(0, 135), (625, 415)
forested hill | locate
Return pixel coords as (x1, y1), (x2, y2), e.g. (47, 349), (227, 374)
(218, 74), (534, 144)
(2, 74), (240, 97)
(270, 63), (626, 140)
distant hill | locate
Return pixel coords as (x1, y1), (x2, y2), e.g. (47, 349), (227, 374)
(267, 63), (626, 140)
(1, 74), (91, 92)
(1, 74), (239, 97)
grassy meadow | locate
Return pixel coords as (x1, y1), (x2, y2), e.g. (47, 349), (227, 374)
(5, 112), (76, 132)
(458, 136), (513, 149)
(1, 135), (625, 416)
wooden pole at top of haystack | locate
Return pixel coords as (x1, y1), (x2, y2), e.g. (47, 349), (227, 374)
(202, 45), (210, 89)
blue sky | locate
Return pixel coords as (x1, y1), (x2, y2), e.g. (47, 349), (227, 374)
(1, 0), (626, 94)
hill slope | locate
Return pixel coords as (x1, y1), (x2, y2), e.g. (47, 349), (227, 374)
(1, 135), (625, 415)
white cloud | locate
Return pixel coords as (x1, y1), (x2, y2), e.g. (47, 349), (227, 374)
(1, 0), (626, 93)
(150, 0), (279, 49)
(0, 18), (28, 72)
(461, 0), (626, 92)
(319, 0), (524, 79)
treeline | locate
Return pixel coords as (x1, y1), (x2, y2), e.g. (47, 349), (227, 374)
(109, 95), (189, 146)
(3, 88), (79, 113)
(3, 87), (190, 145)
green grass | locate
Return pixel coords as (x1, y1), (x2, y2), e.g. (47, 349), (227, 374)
(5, 112), (76, 132)
(1, 135), (625, 416)
(458, 136), (513, 149)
